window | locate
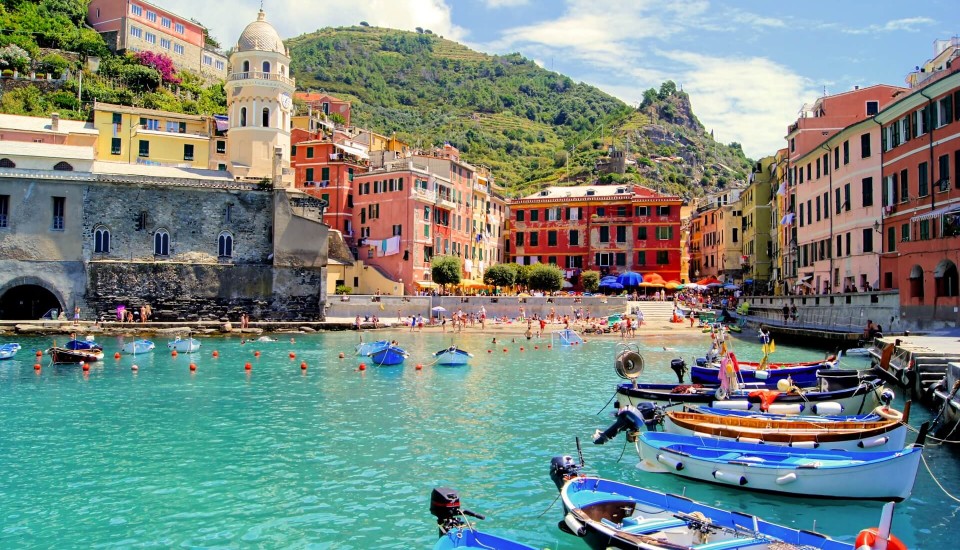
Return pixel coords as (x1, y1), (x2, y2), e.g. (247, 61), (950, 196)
(862, 229), (873, 253)
(154, 230), (169, 255)
(834, 147), (840, 170)
(262, 61), (271, 73)
(866, 101), (879, 116)
(305, 147), (314, 159)
(656, 226), (672, 240)
(635, 206), (649, 217)
(656, 251), (669, 265)
(515, 210), (524, 222)
(900, 169), (909, 202)
(823, 153), (829, 175)
(846, 232), (851, 256)
(224, 204), (233, 223)
(822, 192), (829, 219)
(843, 140), (849, 165)
(731, 228), (738, 243)
(111, 138), (121, 155)
(174, 43), (184, 55)
(636, 251), (646, 266)
(657, 205), (671, 217)
(843, 183), (851, 211)
(836, 234), (843, 257)
(0, 194), (8, 227)
(175, 22), (184, 34)
(130, 4), (142, 16)
(218, 232), (233, 257)
(939, 154), (950, 190)
(918, 162), (929, 197)
(596, 207), (606, 217)
(529, 209), (539, 221)
(242, 60), (250, 73)
(595, 252), (612, 266)
(616, 225), (626, 243)
(215, 60), (225, 71)
(51, 197), (65, 230)
(130, 26), (142, 39)
(529, 231), (539, 246)
(305, 168), (314, 183)
(145, 10), (156, 22)
(599, 226), (609, 243)
(887, 226), (896, 253)
(637, 226), (648, 240)
(861, 133), (871, 158)
(203, 55), (212, 66)
(616, 206), (627, 217)
(569, 230), (579, 245)
(138, 140), (149, 158)
(183, 144), (194, 161)
(547, 207), (561, 221)
(937, 96), (953, 128)
(216, 140), (226, 154)
(164, 121), (184, 133)
(161, 17), (171, 28)
(424, 206), (431, 221)
(815, 196), (821, 221)
(240, 107), (247, 127)
(920, 219), (931, 240)
(901, 223), (910, 242)
(862, 177), (873, 207)
(145, 32), (156, 44)
(160, 38), (171, 49)
(262, 107), (270, 127)
(615, 253), (626, 266)
(548, 230), (557, 246)
(516, 232), (524, 246)
(392, 224), (402, 236)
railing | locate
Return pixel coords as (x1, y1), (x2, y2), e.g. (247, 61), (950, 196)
(228, 71), (295, 86)
(413, 188), (436, 202)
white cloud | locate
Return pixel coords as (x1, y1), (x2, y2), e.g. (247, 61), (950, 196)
(159, 0), (467, 49)
(822, 16), (936, 35)
(484, 0), (528, 7)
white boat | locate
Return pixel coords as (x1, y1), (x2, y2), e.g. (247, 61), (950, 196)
(0, 343), (21, 360)
(167, 336), (201, 353)
(433, 346), (473, 366)
(635, 427), (927, 501)
(551, 329), (584, 346)
(122, 339), (155, 355)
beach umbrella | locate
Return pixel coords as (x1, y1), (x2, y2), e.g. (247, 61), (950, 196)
(616, 271), (643, 287)
(665, 281), (682, 290)
(707, 282), (724, 288)
(606, 282), (624, 291)
(431, 306), (446, 317)
(723, 283), (739, 290)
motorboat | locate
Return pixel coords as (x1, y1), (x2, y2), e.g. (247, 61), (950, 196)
(167, 336), (201, 353)
(634, 427), (926, 501)
(366, 343), (408, 366)
(46, 346), (102, 364)
(434, 345), (473, 366)
(430, 487), (535, 550)
(122, 339), (155, 355)
(0, 343), (21, 360)
(550, 453), (904, 550)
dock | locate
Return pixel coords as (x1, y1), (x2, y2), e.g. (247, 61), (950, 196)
(868, 334), (960, 403)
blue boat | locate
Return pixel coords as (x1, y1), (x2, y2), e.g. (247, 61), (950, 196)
(0, 343), (21, 360)
(690, 355), (839, 388)
(355, 339), (389, 356)
(434, 346), (473, 366)
(550, 454), (900, 550)
(366, 344), (407, 366)
(64, 337), (103, 352)
(430, 487), (535, 550)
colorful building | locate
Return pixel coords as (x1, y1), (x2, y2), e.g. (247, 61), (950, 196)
(87, 0), (227, 80)
(742, 158), (774, 287)
(290, 128), (369, 234)
(294, 92), (352, 127)
(508, 184), (683, 284)
(91, 102), (215, 169)
(770, 148), (791, 293)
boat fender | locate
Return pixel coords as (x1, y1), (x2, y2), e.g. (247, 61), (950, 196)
(737, 436), (762, 445)
(812, 402), (844, 416)
(775, 472), (798, 485)
(563, 512), (587, 537)
(788, 440), (819, 449)
(858, 436), (890, 449)
(657, 453), (684, 471)
(710, 400), (751, 410)
(712, 470), (747, 485)
(754, 370), (770, 380)
(767, 403), (804, 415)
(873, 406), (903, 422)
(855, 527), (906, 550)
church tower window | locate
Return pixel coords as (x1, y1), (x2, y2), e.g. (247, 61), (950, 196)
(262, 108), (270, 128)
(262, 61), (271, 73)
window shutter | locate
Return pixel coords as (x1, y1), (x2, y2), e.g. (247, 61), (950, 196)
(595, 253), (600, 265)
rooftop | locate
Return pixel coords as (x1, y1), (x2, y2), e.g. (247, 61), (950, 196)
(0, 113), (97, 135)
(93, 161), (232, 181)
(0, 141), (94, 160)
(516, 184), (680, 201)
(94, 102), (209, 122)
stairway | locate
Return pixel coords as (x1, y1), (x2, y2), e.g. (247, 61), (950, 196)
(629, 301), (677, 322)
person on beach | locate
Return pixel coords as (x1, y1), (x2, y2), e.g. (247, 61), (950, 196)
(441, 316), (447, 332)
(782, 304), (790, 323)
(355, 315), (361, 331)
(73, 306), (80, 326)
(539, 318), (546, 337)
(790, 304), (798, 322)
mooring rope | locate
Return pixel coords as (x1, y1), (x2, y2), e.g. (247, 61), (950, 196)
(921, 453), (960, 505)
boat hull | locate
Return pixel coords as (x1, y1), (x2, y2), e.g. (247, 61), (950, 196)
(637, 432), (921, 501)
(0, 343), (21, 360)
(356, 340), (389, 356)
(122, 340), (155, 354)
(368, 345), (407, 366)
(47, 347), (102, 364)
(691, 359), (836, 388)
(434, 348), (472, 366)
(167, 338), (201, 353)
(433, 528), (535, 550)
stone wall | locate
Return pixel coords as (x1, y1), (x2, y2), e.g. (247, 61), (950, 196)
(324, 295), (629, 321)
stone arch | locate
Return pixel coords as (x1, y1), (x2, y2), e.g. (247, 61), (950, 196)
(0, 276), (65, 320)
(0, 158), (15, 168)
(53, 161), (73, 171)
(935, 259), (959, 298)
(909, 264), (925, 301)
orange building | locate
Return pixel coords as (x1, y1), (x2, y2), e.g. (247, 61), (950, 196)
(290, 128), (368, 234)
(295, 93), (351, 126)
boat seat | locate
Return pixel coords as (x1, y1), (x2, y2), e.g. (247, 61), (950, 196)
(621, 517), (688, 534)
(718, 452), (742, 460)
(693, 536), (767, 550)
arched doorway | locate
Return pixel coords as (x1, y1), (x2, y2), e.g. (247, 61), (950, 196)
(0, 284), (63, 320)
(935, 260), (959, 297)
(909, 265), (925, 301)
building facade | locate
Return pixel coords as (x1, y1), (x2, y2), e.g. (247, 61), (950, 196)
(91, 102), (215, 169)
(742, 158), (774, 287)
(87, 0), (227, 80)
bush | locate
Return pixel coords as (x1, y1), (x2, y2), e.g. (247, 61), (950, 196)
(527, 264), (564, 292)
(36, 53), (69, 77)
(132, 51), (180, 84)
(581, 270), (600, 292)
(0, 44), (31, 73)
(335, 284), (352, 295)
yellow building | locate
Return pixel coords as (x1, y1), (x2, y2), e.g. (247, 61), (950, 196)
(742, 157), (774, 287)
(92, 102), (213, 169)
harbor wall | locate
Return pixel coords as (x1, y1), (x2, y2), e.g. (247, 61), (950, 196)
(737, 291), (901, 335)
(324, 295), (629, 321)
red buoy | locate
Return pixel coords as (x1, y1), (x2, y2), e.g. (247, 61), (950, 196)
(548, 345), (552, 349)
(338, 352), (345, 359)
(244, 362), (252, 370)
(289, 352), (296, 359)
(503, 348), (508, 352)
(35, 350), (42, 357)
(415, 363), (423, 370)
(212, 350), (219, 358)
(34, 363), (41, 370)
(189, 363), (197, 371)
(114, 352), (121, 359)
(171, 350), (178, 357)
(81, 362), (90, 372)
(131, 364), (139, 371)
(300, 362), (307, 370)
(254, 351), (261, 358)
(358, 363), (367, 371)
(487, 350), (492, 353)
(534, 346), (539, 350)
(520, 347), (525, 351)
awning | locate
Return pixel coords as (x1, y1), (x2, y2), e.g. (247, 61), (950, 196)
(911, 203), (960, 222)
(417, 281), (439, 288)
(334, 142), (369, 160)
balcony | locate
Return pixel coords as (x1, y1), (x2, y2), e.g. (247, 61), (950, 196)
(413, 188), (437, 202)
(228, 71), (295, 86)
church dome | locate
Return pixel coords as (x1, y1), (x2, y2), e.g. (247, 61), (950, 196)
(236, 9), (286, 55)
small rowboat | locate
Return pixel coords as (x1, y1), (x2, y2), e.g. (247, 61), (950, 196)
(167, 336), (201, 353)
(122, 339), (155, 355)
(691, 355), (840, 388)
(686, 405), (884, 423)
(636, 426), (927, 501)
(355, 339), (389, 356)
(46, 347), (102, 364)
(0, 343), (21, 360)
(64, 337), (103, 352)
(551, 454), (888, 550)
(434, 346), (473, 366)
(430, 487), (535, 550)
(367, 344), (408, 366)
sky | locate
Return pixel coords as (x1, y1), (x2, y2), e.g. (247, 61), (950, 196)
(160, 0), (959, 159)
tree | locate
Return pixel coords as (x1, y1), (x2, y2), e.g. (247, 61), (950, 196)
(527, 264), (563, 292)
(581, 270), (600, 293)
(431, 255), (461, 289)
(483, 264), (515, 288)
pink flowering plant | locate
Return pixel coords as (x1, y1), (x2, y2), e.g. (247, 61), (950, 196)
(133, 51), (181, 84)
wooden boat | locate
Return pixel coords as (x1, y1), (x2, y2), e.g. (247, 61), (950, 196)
(46, 346), (102, 364)
(64, 337), (103, 352)
(931, 361), (960, 437)
(686, 405), (884, 423)
(366, 344), (407, 366)
(167, 336), (201, 353)
(434, 345), (473, 366)
(635, 427), (926, 501)
(691, 355), (840, 388)
(122, 339), (155, 355)
(0, 343), (21, 360)
(430, 487), (535, 550)
(550, 454), (892, 550)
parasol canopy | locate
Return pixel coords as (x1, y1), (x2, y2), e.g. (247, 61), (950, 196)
(616, 271), (644, 287)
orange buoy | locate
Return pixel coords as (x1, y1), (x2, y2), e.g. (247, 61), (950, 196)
(131, 364), (139, 371)
(534, 346), (539, 350)
(212, 350), (219, 358)
(36, 350), (42, 357)
(114, 352), (121, 359)
(34, 363), (41, 370)
(520, 347), (524, 352)
(503, 348), (508, 352)
(856, 528), (906, 550)
(244, 362), (252, 370)
(81, 362), (89, 372)
(289, 352), (296, 359)
(300, 362), (307, 370)
(358, 363), (367, 371)
(171, 350), (178, 357)
(547, 345), (552, 349)
(254, 351), (261, 358)
(338, 352), (345, 359)
(487, 350), (492, 353)
(189, 363), (197, 371)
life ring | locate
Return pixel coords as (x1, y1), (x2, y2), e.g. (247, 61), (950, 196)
(873, 406), (903, 422)
(855, 527), (906, 550)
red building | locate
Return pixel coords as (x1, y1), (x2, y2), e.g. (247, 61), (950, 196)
(876, 60), (960, 323)
(508, 185), (683, 284)
(290, 128), (368, 233)
(295, 92), (351, 126)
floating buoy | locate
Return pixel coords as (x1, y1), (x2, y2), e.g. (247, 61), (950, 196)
(289, 352), (296, 359)
(487, 350), (492, 353)
(189, 363), (197, 371)
(171, 350), (178, 357)
(81, 362), (89, 372)
(416, 363), (423, 370)
(503, 348), (508, 352)
(300, 362), (307, 370)
(212, 350), (219, 358)
(131, 364), (139, 371)
(35, 350), (42, 357)
(338, 352), (345, 359)
(520, 347), (525, 352)
(34, 363), (41, 370)
(114, 352), (121, 359)
(244, 362), (252, 370)
(547, 345), (552, 349)
(358, 363), (366, 371)
(254, 351), (261, 358)
(534, 346), (539, 350)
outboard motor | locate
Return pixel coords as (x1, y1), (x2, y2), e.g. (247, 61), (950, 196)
(550, 455), (582, 491)
(593, 402), (661, 445)
(430, 487), (485, 536)
(670, 358), (688, 384)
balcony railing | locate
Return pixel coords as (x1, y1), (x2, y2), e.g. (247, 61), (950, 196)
(413, 188), (436, 202)
(228, 71), (295, 86)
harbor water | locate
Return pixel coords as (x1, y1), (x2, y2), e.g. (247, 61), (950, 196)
(1, 330), (958, 548)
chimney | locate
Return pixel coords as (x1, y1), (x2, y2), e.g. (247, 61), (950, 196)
(51, 113), (60, 132)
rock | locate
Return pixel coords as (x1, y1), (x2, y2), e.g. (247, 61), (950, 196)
(221, 322), (233, 332)
(15, 324), (49, 333)
(299, 326), (316, 333)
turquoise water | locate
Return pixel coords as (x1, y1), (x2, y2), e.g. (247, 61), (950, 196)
(1, 330), (958, 548)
